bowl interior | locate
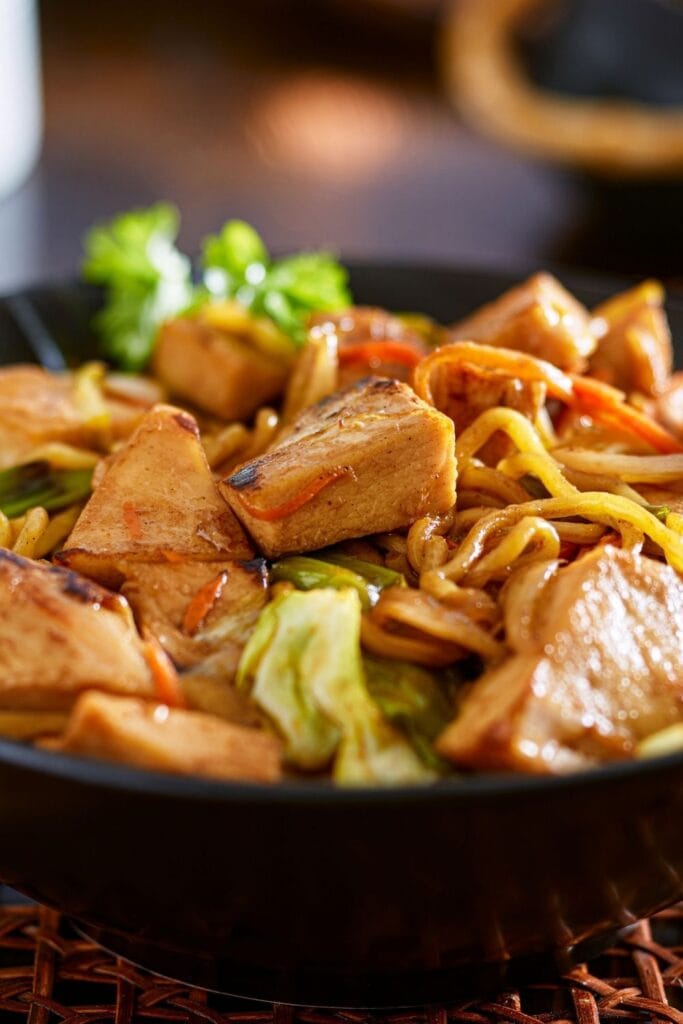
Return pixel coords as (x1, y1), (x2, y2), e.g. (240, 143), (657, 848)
(0, 261), (681, 802)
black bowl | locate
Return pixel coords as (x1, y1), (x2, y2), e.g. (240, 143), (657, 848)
(0, 264), (682, 1008)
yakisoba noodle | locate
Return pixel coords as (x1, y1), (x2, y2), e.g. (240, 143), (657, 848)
(203, 324), (340, 473)
(203, 407), (280, 472)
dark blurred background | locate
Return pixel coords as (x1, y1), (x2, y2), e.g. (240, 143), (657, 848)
(0, 0), (682, 295)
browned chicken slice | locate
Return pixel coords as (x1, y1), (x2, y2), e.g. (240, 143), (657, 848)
(430, 361), (545, 464)
(181, 663), (263, 726)
(58, 404), (252, 586)
(46, 691), (282, 782)
(589, 281), (673, 397)
(655, 372), (683, 440)
(120, 558), (268, 668)
(153, 312), (292, 421)
(0, 365), (164, 468)
(437, 547), (683, 774)
(0, 551), (153, 711)
(308, 307), (429, 387)
(220, 377), (456, 557)
(447, 273), (594, 371)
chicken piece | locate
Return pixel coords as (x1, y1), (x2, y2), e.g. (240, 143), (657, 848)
(447, 273), (594, 371)
(46, 691), (282, 782)
(0, 551), (153, 711)
(430, 362), (545, 464)
(437, 547), (683, 773)
(181, 666), (263, 727)
(57, 404), (252, 586)
(655, 372), (683, 440)
(0, 365), (164, 469)
(308, 307), (429, 387)
(220, 377), (456, 557)
(589, 281), (673, 397)
(153, 312), (291, 421)
(120, 558), (268, 668)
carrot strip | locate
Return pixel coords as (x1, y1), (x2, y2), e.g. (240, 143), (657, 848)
(570, 375), (683, 454)
(161, 549), (187, 564)
(234, 467), (353, 522)
(183, 571), (229, 636)
(122, 501), (143, 540)
(412, 342), (574, 404)
(339, 341), (422, 371)
(143, 634), (185, 708)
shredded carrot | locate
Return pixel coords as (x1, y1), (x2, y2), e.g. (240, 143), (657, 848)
(234, 466), (352, 522)
(339, 341), (422, 371)
(570, 375), (683, 454)
(161, 549), (187, 564)
(122, 501), (143, 540)
(143, 634), (185, 708)
(183, 571), (229, 636)
(412, 342), (574, 405)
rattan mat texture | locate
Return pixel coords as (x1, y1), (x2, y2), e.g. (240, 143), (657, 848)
(1, 903), (683, 1024)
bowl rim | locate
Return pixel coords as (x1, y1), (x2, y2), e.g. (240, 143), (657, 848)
(1, 733), (682, 803)
(1, 263), (682, 805)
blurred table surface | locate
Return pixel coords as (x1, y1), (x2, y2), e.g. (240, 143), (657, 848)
(0, 0), (681, 297)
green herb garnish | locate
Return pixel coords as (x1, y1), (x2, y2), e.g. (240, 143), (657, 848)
(83, 207), (351, 369)
(201, 220), (351, 345)
(83, 203), (194, 372)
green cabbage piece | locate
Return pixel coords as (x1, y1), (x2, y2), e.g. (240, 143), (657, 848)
(237, 588), (433, 784)
(363, 656), (455, 773)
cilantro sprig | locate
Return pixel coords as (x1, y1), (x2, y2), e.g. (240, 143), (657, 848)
(82, 206), (351, 371)
(201, 220), (351, 344)
(83, 204), (194, 371)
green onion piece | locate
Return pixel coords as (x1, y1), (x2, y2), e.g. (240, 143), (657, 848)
(519, 474), (551, 500)
(270, 555), (380, 611)
(0, 462), (93, 518)
(318, 551), (406, 592)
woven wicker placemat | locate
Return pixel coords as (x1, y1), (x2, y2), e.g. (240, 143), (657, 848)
(1, 904), (683, 1024)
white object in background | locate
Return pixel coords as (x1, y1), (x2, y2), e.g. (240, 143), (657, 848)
(0, 0), (42, 201)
